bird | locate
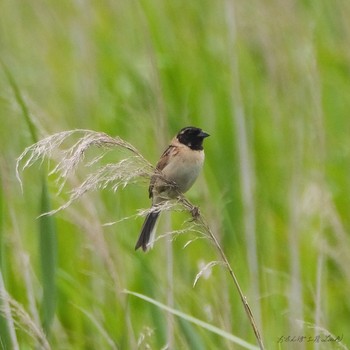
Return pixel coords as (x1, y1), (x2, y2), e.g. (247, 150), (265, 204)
(135, 126), (209, 251)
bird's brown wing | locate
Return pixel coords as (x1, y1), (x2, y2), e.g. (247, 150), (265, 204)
(148, 145), (177, 198)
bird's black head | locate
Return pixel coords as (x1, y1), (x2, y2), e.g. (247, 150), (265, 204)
(177, 126), (210, 150)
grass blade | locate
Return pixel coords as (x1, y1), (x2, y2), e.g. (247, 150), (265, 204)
(124, 290), (259, 350)
(0, 60), (38, 143)
(178, 317), (206, 350)
(2, 61), (58, 336)
(0, 171), (15, 349)
(39, 179), (57, 335)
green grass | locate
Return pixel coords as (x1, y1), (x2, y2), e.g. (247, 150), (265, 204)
(1, 0), (350, 349)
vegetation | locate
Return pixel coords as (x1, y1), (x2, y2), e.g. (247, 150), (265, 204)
(1, 0), (349, 349)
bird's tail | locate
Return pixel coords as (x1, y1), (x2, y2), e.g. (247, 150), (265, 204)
(135, 211), (160, 251)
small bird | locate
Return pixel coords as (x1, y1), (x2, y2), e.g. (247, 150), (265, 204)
(135, 126), (210, 251)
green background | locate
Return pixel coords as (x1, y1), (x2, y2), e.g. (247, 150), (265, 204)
(1, 0), (349, 349)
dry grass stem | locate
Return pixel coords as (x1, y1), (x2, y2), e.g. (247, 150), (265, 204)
(0, 271), (19, 350)
(178, 196), (265, 349)
(0, 287), (50, 350)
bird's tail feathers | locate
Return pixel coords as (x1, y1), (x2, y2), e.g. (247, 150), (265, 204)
(135, 211), (160, 251)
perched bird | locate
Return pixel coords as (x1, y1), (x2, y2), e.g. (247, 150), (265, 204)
(135, 126), (209, 251)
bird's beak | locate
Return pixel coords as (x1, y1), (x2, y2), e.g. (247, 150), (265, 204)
(199, 131), (210, 138)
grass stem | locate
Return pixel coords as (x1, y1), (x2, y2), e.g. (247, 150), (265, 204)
(180, 198), (265, 350)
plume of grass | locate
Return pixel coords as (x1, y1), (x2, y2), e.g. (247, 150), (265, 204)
(0, 270), (19, 350)
(16, 130), (154, 215)
(0, 271), (50, 350)
(17, 130), (264, 348)
(193, 261), (225, 288)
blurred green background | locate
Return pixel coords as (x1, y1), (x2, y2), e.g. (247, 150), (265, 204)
(1, 0), (350, 349)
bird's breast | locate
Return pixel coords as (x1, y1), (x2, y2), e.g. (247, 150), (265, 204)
(162, 149), (205, 194)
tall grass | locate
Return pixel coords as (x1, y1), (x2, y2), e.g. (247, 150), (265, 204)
(1, 0), (350, 348)
(2, 61), (58, 340)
